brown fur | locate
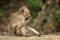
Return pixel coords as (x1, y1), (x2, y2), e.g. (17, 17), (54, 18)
(8, 6), (30, 36)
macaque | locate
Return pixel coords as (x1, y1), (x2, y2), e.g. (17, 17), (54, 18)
(8, 6), (30, 35)
(8, 6), (40, 36)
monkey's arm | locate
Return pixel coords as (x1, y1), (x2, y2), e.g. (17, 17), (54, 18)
(20, 17), (32, 28)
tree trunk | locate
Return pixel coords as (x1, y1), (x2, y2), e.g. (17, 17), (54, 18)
(35, 0), (58, 34)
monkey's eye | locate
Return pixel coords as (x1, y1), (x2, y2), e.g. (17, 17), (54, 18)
(21, 9), (24, 12)
(20, 9), (24, 14)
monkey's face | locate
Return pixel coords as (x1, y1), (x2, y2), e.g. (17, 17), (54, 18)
(19, 6), (30, 20)
(23, 9), (30, 20)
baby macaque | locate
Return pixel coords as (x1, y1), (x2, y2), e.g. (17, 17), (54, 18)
(8, 6), (30, 35)
(8, 6), (40, 36)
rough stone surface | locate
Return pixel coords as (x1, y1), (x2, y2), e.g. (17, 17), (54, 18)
(0, 35), (60, 40)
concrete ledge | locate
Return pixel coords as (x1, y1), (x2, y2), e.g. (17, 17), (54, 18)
(0, 35), (60, 40)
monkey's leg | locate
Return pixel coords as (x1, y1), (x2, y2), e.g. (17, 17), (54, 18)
(21, 26), (40, 37)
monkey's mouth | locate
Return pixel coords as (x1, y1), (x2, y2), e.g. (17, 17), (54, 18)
(25, 16), (31, 21)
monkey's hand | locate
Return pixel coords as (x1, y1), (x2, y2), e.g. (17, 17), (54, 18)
(20, 16), (32, 28)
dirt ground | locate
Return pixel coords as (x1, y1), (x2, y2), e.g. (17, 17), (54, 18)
(0, 35), (60, 40)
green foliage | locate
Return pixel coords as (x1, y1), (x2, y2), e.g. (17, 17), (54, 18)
(31, 18), (38, 26)
(55, 9), (60, 16)
(0, 9), (3, 16)
(30, 10), (38, 26)
(57, 19), (60, 24)
(0, 8), (7, 21)
(26, 0), (43, 9)
(55, 4), (60, 24)
(55, 3), (60, 16)
(26, 0), (43, 26)
(30, 10), (38, 18)
(0, 12), (4, 16)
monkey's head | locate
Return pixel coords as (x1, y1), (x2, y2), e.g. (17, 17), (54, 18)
(19, 6), (30, 20)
